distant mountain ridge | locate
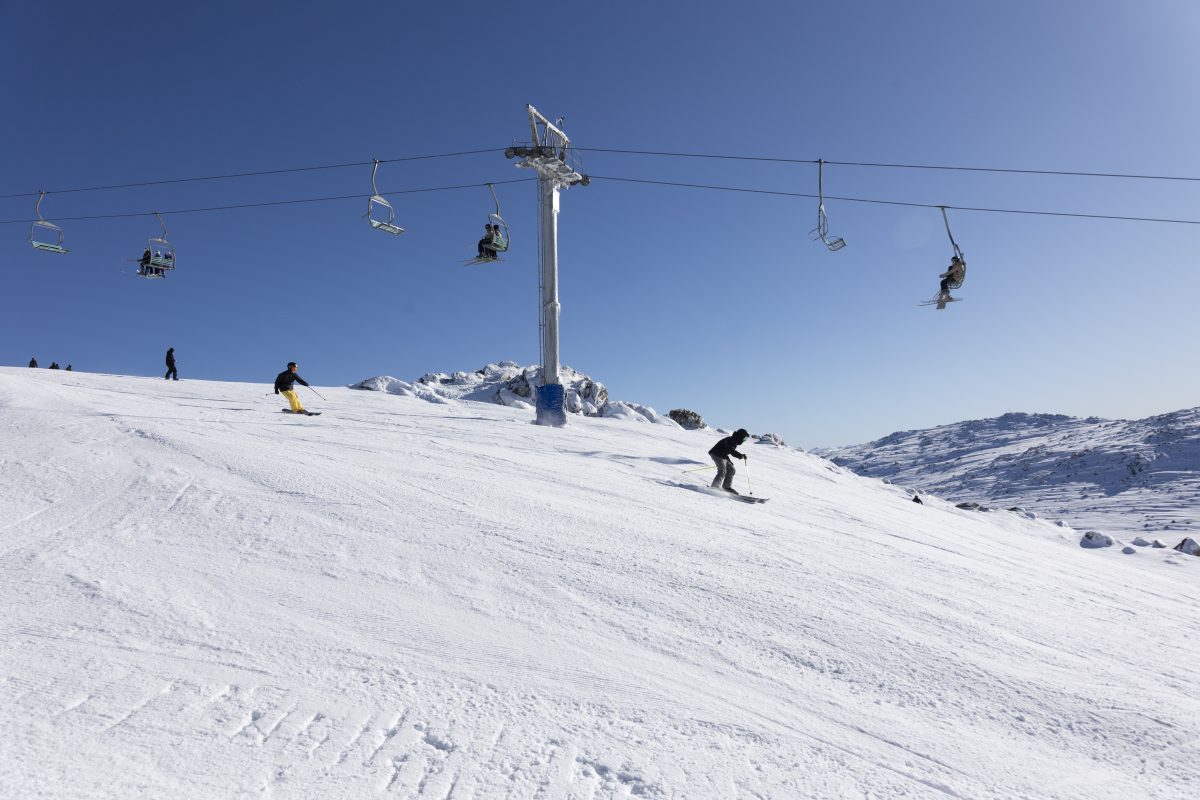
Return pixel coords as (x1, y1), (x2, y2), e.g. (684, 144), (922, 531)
(820, 408), (1200, 539)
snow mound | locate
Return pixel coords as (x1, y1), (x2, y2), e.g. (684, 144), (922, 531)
(601, 400), (679, 426)
(350, 375), (451, 404)
(754, 433), (788, 447)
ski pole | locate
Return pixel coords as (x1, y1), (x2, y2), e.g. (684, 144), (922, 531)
(681, 464), (715, 473)
(305, 385), (326, 401)
(744, 456), (753, 496)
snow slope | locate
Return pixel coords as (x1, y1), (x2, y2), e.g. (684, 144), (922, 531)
(820, 410), (1200, 543)
(1, 368), (1198, 799)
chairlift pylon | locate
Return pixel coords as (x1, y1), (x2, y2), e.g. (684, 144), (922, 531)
(30, 191), (69, 254)
(365, 159), (405, 235)
(809, 160), (846, 252)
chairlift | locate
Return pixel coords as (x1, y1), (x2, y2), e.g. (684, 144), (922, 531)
(134, 213), (175, 279)
(809, 160), (846, 252)
(365, 159), (405, 235)
(940, 206), (966, 290)
(30, 191), (69, 254)
(465, 184), (510, 265)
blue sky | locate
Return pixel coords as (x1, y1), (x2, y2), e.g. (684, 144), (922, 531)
(3, 0), (1199, 447)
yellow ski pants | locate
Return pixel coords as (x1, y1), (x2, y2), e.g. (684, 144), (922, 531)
(281, 389), (305, 413)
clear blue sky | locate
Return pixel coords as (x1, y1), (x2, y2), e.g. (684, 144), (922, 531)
(3, 0), (1199, 448)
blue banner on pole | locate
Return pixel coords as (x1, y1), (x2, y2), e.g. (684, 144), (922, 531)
(535, 384), (567, 427)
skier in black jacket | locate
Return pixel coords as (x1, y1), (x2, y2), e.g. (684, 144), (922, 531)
(709, 428), (750, 493)
(164, 347), (178, 380)
(28, 357), (37, 368)
(274, 362), (310, 414)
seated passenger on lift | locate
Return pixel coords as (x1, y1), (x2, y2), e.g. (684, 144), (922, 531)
(489, 223), (507, 254)
(477, 223), (497, 260)
(938, 255), (966, 299)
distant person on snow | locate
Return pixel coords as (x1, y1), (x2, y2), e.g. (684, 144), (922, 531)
(274, 362), (310, 414)
(28, 357), (37, 368)
(49, 362), (59, 370)
(709, 428), (750, 494)
(65, 364), (72, 371)
(938, 255), (966, 301)
(165, 347), (178, 381)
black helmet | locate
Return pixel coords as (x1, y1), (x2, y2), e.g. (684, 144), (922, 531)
(734, 428), (749, 439)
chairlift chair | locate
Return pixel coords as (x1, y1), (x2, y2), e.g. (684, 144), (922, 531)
(940, 206), (966, 290)
(466, 184), (510, 264)
(29, 191), (69, 254)
(365, 159), (405, 235)
(486, 183), (509, 254)
(809, 160), (846, 252)
(147, 213), (176, 269)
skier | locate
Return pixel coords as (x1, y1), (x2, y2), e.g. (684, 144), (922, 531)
(709, 428), (750, 494)
(937, 255), (966, 302)
(49, 362), (59, 370)
(28, 357), (37, 368)
(274, 362), (311, 414)
(165, 347), (178, 380)
(65, 364), (72, 371)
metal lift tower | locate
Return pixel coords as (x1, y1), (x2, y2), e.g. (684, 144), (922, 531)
(506, 105), (589, 426)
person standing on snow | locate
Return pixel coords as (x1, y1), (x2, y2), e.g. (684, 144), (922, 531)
(165, 347), (178, 380)
(709, 428), (750, 494)
(274, 362), (311, 414)
(28, 357), (37, 368)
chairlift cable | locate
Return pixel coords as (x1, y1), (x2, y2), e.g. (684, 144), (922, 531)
(8, 146), (1200, 202)
(0, 178), (536, 225)
(575, 148), (1200, 183)
(0, 148), (504, 200)
(585, 175), (1200, 226)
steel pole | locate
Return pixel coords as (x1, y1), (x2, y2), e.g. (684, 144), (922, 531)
(534, 175), (566, 426)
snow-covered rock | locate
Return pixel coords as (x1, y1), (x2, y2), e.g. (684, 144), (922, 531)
(1081, 530), (1115, 548)
(1173, 537), (1200, 556)
(668, 408), (706, 430)
(355, 361), (609, 416)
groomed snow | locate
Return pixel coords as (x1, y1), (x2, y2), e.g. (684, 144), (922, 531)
(1, 367), (1198, 799)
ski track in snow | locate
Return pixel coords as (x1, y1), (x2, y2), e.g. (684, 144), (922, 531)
(1, 368), (1198, 799)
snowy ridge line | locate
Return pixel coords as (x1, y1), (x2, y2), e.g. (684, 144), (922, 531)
(1, 367), (1198, 798)
(821, 408), (1200, 544)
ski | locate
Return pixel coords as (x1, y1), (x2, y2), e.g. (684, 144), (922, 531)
(662, 480), (769, 503)
(919, 296), (965, 309)
(282, 409), (322, 416)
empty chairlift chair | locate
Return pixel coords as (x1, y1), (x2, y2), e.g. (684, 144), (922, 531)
(29, 191), (69, 254)
(365, 159), (405, 235)
(809, 160), (846, 252)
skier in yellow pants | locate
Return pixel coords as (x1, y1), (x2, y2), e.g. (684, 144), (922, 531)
(274, 362), (310, 414)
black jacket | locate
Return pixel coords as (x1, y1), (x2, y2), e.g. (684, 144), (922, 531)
(166, 349), (175, 367)
(709, 434), (747, 460)
(274, 369), (309, 394)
